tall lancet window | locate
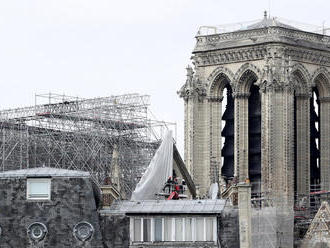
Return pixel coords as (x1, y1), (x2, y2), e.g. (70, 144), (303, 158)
(248, 85), (261, 194)
(221, 85), (234, 184)
(310, 87), (320, 191)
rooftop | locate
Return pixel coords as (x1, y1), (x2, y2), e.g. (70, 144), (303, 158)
(0, 167), (90, 178)
(100, 199), (227, 215)
(193, 12), (330, 54)
(197, 11), (328, 36)
(245, 12), (298, 31)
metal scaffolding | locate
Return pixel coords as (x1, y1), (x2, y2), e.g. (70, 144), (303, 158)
(0, 93), (175, 196)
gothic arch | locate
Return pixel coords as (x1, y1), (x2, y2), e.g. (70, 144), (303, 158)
(233, 63), (262, 94)
(291, 63), (311, 83)
(291, 63), (311, 95)
(292, 64), (313, 202)
(312, 67), (330, 98)
(206, 67), (235, 186)
(207, 66), (234, 97)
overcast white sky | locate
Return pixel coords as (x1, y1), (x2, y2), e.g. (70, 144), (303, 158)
(0, 0), (330, 154)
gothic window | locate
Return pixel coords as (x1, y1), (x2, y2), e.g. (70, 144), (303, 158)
(248, 84), (261, 194)
(209, 71), (234, 186)
(292, 69), (310, 203)
(310, 87), (320, 191)
(230, 67), (261, 194)
(221, 85), (234, 183)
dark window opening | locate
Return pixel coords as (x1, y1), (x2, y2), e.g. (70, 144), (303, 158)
(310, 87), (320, 192)
(248, 85), (261, 195)
(221, 85), (234, 184)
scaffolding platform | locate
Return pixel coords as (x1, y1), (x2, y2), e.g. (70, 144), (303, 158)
(0, 93), (175, 197)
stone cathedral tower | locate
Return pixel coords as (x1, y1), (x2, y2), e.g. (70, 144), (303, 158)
(178, 13), (330, 208)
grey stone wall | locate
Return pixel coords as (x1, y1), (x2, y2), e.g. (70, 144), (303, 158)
(0, 177), (103, 248)
(100, 214), (129, 248)
(251, 207), (277, 248)
(218, 209), (240, 248)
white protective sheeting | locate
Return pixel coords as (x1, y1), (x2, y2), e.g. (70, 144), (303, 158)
(131, 131), (173, 201)
(208, 183), (219, 200)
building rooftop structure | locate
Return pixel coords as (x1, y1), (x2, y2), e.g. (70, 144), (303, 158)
(100, 198), (238, 248)
(197, 11), (328, 35)
(0, 167), (90, 178)
(100, 199), (227, 215)
(0, 166), (105, 247)
(195, 12), (330, 55)
(245, 11), (299, 31)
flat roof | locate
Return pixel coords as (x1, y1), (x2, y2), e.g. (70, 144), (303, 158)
(100, 199), (227, 215)
(0, 167), (90, 178)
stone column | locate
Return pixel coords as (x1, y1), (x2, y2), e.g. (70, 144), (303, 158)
(185, 95), (209, 197)
(184, 99), (193, 174)
(238, 182), (252, 248)
(194, 98), (209, 196)
(260, 83), (295, 247)
(320, 97), (330, 191)
(185, 97), (198, 183)
(296, 94), (311, 204)
(261, 86), (295, 206)
(179, 67), (209, 197)
(234, 93), (250, 182)
(184, 96), (201, 185)
(261, 88), (271, 196)
(281, 88), (295, 207)
(208, 97), (223, 185)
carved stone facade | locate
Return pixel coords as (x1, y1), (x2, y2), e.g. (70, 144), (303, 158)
(179, 15), (330, 247)
(302, 201), (330, 248)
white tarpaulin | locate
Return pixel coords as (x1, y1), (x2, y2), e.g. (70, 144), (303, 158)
(131, 131), (173, 201)
(208, 183), (219, 200)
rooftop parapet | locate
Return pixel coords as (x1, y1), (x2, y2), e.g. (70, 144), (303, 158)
(194, 13), (330, 53)
(0, 167), (90, 178)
